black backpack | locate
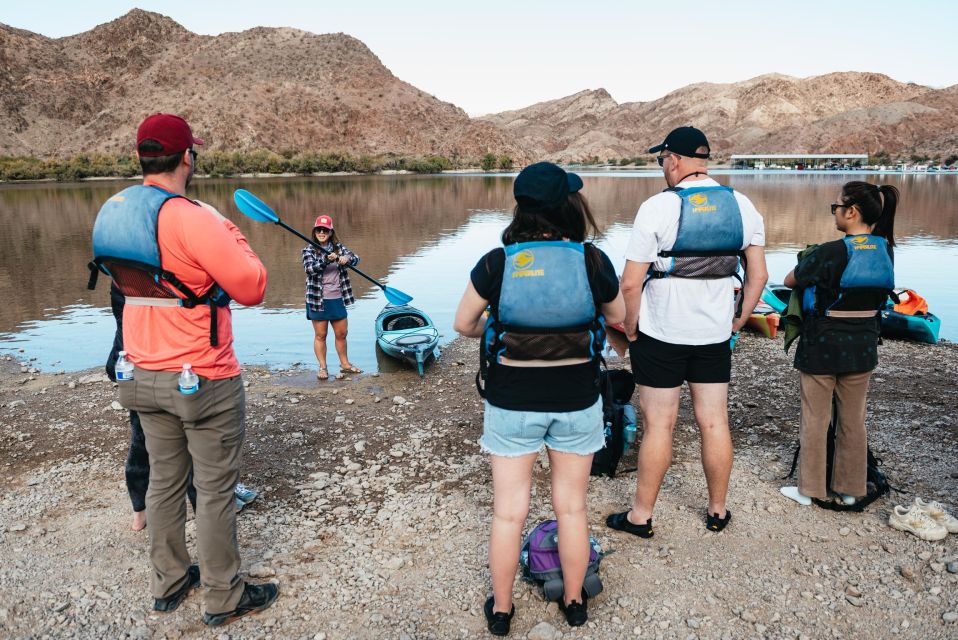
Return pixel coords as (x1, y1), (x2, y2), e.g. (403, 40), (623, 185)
(784, 395), (893, 511)
(590, 369), (637, 478)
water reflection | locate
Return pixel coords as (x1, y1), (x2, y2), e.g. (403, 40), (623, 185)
(0, 174), (955, 371)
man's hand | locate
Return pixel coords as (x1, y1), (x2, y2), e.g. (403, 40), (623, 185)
(326, 252), (339, 262)
(338, 256), (349, 265)
(624, 315), (639, 342)
(621, 260), (650, 343)
(731, 315), (749, 334)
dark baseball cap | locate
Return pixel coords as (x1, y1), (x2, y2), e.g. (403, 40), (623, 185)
(136, 113), (204, 157)
(648, 126), (710, 158)
(513, 162), (583, 206)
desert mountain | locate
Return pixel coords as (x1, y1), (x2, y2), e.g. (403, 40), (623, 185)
(481, 73), (958, 162)
(2, 10), (955, 164)
(0, 9), (523, 161)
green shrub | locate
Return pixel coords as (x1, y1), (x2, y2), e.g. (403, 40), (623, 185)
(480, 153), (497, 171)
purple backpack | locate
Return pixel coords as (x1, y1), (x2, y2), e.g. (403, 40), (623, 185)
(520, 520), (603, 601)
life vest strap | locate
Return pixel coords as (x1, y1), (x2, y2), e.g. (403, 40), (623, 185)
(124, 297), (184, 307)
(87, 262), (99, 291)
(824, 309), (879, 318)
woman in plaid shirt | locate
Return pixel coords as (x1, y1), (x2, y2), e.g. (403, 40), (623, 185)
(302, 214), (362, 380)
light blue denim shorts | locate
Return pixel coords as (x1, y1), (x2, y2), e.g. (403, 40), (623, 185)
(480, 398), (605, 457)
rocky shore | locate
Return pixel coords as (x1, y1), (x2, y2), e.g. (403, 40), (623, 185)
(0, 335), (956, 639)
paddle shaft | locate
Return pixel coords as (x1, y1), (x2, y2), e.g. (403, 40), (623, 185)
(276, 219), (388, 291)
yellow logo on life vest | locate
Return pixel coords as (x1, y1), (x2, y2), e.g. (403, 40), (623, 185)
(110, 195), (126, 202)
(511, 250), (544, 278)
(851, 235), (877, 250)
(688, 192), (717, 213)
(689, 193), (708, 206)
(513, 250), (535, 269)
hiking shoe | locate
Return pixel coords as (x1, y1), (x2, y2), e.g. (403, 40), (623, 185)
(606, 511), (653, 538)
(234, 483), (258, 505)
(559, 593), (588, 627)
(889, 504), (948, 541)
(483, 596), (514, 636)
(706, 509), (732, 533)
(913, 498), (958, 534)
(202, 582), (279, 626)
(154, 565), (200, 612)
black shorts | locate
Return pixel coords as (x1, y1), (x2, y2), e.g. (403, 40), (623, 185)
(629, 331), (731, 388)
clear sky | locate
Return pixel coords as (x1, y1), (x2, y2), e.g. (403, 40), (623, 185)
(4, 1), (956, 116)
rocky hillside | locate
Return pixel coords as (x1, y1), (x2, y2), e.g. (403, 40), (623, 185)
(481, 73), (958, 162)
(2, 10), (955, 164)
(0, 9), (523, 161)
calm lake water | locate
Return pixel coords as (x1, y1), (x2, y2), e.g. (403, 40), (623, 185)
(1, 172), (955, 373)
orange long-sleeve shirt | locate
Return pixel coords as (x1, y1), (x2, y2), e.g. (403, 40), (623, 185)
(124, 180), (268, 379)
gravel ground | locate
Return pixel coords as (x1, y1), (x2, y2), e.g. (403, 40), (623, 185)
(0, 334), (956, 640)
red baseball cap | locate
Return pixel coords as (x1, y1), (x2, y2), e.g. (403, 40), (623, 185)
(136, 113), (204, 157)
(313, 215), (334, 230)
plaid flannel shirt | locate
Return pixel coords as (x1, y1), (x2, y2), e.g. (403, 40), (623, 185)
(302, 242), (359, 312)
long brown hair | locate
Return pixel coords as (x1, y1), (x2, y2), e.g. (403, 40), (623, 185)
(841, 181), (899, 247)
(313, 226), (341, 248)
(501, 191), (602, 272)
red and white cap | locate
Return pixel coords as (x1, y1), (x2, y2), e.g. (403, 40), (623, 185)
(313, 215), (334, 230)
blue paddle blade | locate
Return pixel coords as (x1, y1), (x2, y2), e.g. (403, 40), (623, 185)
(233, 189), (280, 223)
(761, 286), (788, 313)
(383, 286), (413, 306)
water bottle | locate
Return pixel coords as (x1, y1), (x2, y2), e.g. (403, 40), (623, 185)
(622, 404), (638, 452)
(115, 351), (134, 381)
(729, 331), (740, 351)
(178, 363), (199, 395)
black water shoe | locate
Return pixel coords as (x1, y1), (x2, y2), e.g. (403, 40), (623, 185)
(559, 593), (588, 627)
(706, 509), (732, 533)
(202, 582), (279, 626)
(484, 596), (514, 636)
(153, 564), (200, 612)
(606, 511), (654, 538)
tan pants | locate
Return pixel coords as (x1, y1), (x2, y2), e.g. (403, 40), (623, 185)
(797, 371), (872, 499)
(119, 369), (246, 613)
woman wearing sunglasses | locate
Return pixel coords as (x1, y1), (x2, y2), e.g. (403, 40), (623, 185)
(780, 181), (898, 507)
(302, 214), (362, 380)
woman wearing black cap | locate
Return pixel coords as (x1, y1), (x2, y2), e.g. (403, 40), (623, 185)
(454, 162), (625, 634)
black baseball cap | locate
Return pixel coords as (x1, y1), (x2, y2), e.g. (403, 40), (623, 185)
(513, 162), (583, 206)
(648, 126), (710, 158)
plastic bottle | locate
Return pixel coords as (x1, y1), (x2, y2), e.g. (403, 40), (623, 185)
(115, 351), (134, 381)
(178, 363), (199, 395)
(622, 404), (638, 452)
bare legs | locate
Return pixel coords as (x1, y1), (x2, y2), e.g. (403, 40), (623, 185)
(630, 383), (731, 522)
(488, 449), (594, 613)
(311, 317), (357, 374)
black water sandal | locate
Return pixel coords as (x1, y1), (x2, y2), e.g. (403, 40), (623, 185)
(484, 596), (514, 636)
(706, 509), (731, 533)
(605, 511), (654, 538)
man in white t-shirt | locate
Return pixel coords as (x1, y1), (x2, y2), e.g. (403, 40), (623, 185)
(606, 126), (768, 538)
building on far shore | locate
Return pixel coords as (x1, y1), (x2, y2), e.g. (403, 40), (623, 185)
(730, 153), (868, 170)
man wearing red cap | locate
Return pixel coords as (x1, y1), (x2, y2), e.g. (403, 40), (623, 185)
(90, 113), (276, 624)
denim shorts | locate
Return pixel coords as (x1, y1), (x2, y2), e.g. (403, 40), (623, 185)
(306, 298), (347, 321)
(480, 398), (605, 457)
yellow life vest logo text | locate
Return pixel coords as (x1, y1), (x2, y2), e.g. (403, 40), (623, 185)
(851, 235), (877, 250)
(688, 192), (717, 213)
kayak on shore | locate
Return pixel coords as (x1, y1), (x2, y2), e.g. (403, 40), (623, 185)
(375, 304), (440, 376)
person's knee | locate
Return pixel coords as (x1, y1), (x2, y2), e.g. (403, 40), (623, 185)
(698, 418), (730, 437)
(493, 503), (529, 528)
(314, 330), (328, 341)
(552, 497), (587, 521)
(335, 327), (348, 340)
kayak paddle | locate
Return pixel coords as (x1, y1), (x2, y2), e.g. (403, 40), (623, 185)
(232, 188), (413, 306)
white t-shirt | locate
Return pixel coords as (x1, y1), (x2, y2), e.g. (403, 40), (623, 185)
(623, 177), (765, 345)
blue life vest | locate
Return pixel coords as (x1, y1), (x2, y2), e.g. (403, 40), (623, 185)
(479, 241), (605, 381)
(88, 185), (231, 346)
(802, 234), (895, 317)
(649, 185), (745, 281)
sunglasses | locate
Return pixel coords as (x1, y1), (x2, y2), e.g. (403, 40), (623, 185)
(315, 228), (332, 234)
(656, 154), (670, 167)
(189, 149), (197, 163)
(830, 203), (852, 215)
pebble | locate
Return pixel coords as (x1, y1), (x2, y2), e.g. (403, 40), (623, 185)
(345, 398), (354, 405)
(247, 563), (276, 578)
(947, 561), (958, 574)
(393, 396), (407, 405)
(943, 612), (958, 623)
(839, 527), (850, 536)
(845, 586), (862, 598)
(918, 551), (932, 561)
(110, 401), (124, 411)
(845, 595), (863, 607)
(899, 565), (915, 579)
(526, 621), (559, 640)
(9, 523), (27, 532)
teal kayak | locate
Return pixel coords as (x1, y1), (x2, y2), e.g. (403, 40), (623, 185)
(763, 283), (940, 344)
(375, 304), (440, 376)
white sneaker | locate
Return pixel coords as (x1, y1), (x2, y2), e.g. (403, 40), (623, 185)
(780, 486), (812, 506)
(888, 504), (948, 541)
(913, 498), (958, 534)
